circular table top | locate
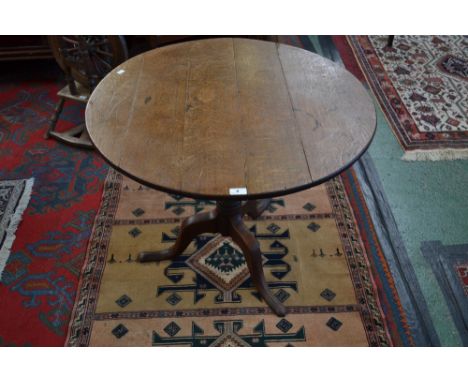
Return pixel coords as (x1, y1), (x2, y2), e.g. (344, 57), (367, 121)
(86, 38), (376, 200)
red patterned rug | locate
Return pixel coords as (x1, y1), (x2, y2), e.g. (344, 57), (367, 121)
(335, 36), (468, 161)
(0, 61), (108, 346)
(0, 178), (34, 277)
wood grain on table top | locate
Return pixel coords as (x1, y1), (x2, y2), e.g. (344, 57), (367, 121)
(86, 38), (376, 200)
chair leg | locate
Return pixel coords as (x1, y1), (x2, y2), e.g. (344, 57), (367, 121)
(45, 97), (65, 139)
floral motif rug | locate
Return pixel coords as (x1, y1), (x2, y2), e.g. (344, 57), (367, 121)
(66, 169), (413, 346)
(0, 178), (34, 278)
(345, 35), (468, 161)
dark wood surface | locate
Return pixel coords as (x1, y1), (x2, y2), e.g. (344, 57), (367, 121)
(86, 38), (376, 200)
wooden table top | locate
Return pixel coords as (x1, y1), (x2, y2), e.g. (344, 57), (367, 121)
(86, 38), (376, 200)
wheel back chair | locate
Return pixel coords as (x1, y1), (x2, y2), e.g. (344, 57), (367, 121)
(45, 36), (128, 148)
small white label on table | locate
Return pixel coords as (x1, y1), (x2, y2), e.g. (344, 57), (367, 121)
(116, 69), (125, 75)
(229, 187), (247, 195)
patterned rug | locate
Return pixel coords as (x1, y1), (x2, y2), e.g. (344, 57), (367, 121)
(0, 178), (34, 277)
(0, 61), (108, 346)
(66, 169), (412, 346)
(342, 35), (468, 161)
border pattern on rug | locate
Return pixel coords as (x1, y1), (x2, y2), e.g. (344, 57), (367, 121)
(325, 177), (393, 346)
(65, 169), (121, 345)
(332, 36), (439, 345)
(341, 167), (415, 345)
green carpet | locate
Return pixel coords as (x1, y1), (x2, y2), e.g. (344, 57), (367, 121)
(309, 35), (468, 346)
(368, 100), (468, 346)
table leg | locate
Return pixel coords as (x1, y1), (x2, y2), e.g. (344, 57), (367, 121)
(138, 210), (218, 262)
(228, 214), (287, 317)
(137, 200), (287, 316)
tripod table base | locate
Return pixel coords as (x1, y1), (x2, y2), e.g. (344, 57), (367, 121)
(137, 199), (286, 317)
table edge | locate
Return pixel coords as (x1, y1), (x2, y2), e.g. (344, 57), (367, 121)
(86, 37), (377, 201)
(87, 117), (376, 201)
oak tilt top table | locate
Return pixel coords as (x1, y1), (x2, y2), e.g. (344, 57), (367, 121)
(86, 38), (376, 317)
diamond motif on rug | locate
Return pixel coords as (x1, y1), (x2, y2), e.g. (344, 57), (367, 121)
(302, 202), (316, 211)
(186, 235), (251, 300)
(115, 294), (132, 308)
(307, 222), (320, 232)
(274, 288), (290, 303)
(164, 321), (181, 337)
(128, 227), (142, 238)
(326, 317), (343, 331)
(132, 208), (145, 217)
(204, 242), (245, 275)
(276, 319), (293, 333)
(266, 223), (281, 234)
(166, 293), (182, 306)
(112, 324), (129, 339)
(320, 288), (336, 302)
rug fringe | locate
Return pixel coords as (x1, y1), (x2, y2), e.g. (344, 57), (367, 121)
(402, 149), (468, 162)
(0, 178), (34, 280)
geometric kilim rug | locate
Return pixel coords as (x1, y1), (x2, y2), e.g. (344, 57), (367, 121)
(0, 178), (34, 279)
(66, 169), (411, 346)
(345, 35), (468, 161)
